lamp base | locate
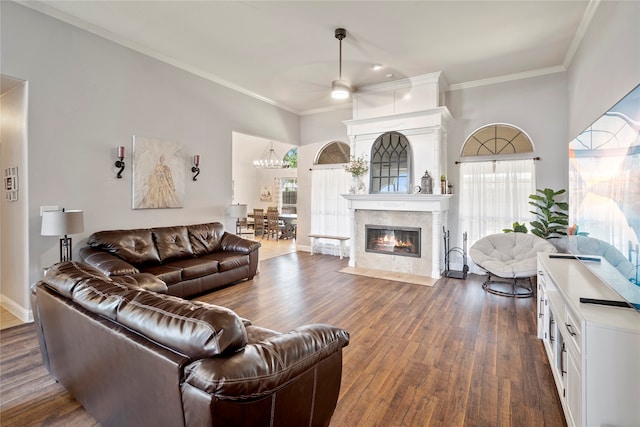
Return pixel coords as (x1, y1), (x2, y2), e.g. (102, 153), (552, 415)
(60, 236), (72, 262)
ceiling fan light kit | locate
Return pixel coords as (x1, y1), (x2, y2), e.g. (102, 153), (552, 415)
(331, 79), (351, 99)
(331, 27), (351, 99)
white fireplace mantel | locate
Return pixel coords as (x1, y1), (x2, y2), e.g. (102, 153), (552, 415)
(342, 193), (451, 212)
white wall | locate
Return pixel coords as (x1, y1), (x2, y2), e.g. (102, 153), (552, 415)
(1, 1), (299, 316)
(567, 0), (640, 139)
(0, 79), (29, 320)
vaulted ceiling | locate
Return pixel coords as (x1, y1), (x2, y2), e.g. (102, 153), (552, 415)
(25, 1), (595, 114)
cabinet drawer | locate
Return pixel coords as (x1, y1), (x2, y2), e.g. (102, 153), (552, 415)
(564, 308), (581, 354)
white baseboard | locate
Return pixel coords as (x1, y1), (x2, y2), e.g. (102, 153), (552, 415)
(297, 245), (311, 253)
(0, 294), (33, 323)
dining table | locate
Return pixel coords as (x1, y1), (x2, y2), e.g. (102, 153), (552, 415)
(248, 212), (297, 239)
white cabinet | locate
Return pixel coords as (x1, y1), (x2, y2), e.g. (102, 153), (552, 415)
(537, 254), (640, 427)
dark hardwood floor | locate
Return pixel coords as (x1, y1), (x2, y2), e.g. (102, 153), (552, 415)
(0, 251), (565, 426)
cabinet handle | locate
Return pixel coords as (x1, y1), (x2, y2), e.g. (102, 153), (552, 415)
(539, 299), (544, 317)
(561, 343), (567, 375)
(565, 323), (577, 337)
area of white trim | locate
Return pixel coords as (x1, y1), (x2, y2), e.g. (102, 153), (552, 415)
(563, 0), (601, 69)
(449, 66), (566, 91)
(1, 293), (33, 323)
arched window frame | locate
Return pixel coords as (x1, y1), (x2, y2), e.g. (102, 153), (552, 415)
(459, 123), (535, 161)
(458, 123), (538, 271)
(369, 131), (412, 194)
(314, 141), (350, 165)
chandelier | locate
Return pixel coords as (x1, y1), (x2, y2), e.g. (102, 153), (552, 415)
(253, 142), (289, 169)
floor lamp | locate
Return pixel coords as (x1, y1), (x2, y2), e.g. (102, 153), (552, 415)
(228, 204), (247, 235)
(41, 209), (84, 262)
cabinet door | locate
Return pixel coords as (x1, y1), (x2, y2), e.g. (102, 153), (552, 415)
(565, 344), (582, 427)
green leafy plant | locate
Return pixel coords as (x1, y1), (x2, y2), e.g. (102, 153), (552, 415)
(503, 221), (528, 233)
(529, 188), (569, 239)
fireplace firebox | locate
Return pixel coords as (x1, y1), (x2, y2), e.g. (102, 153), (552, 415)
(365, 225), (421, 257)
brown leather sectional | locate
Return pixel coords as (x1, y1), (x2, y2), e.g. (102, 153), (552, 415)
(79, 222), (260, 298)
(31, 261), (350, 427)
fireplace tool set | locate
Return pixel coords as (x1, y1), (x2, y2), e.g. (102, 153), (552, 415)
(443, 227), (469, 279)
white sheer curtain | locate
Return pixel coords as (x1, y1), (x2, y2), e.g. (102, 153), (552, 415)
(310, 167), (351, 256)
(459, 159), (536, 271)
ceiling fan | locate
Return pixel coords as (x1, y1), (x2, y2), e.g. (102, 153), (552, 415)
(331, 28), (351, 99)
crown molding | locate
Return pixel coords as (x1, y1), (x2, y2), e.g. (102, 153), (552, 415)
(448, 66), (566, 91)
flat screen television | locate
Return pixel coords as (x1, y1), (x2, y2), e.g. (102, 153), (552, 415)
(568, 83), (640, 310)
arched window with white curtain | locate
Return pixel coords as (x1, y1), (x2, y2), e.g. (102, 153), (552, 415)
(310, 141), (351, 256)
(458, 124), (537, 272)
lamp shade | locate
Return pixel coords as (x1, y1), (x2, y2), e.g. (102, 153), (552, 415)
(228, 204), (247, 219)
(41, 210), (84, 236)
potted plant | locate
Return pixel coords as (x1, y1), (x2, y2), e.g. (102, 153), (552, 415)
(528, 188), (569, 239)
(344, 154), (368, 194)
(503, 221), (528, 233)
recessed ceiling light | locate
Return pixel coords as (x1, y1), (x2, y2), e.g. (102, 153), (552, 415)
(372, 64), (383, 71)
(386, 73), (394, 78)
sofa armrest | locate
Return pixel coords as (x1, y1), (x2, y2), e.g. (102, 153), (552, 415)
(183, 324), (349, 400)
(219, 232), (261, 254)
(79, 246), (139, 276)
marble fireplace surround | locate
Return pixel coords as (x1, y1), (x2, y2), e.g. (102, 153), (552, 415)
(343, 194), (451, 279)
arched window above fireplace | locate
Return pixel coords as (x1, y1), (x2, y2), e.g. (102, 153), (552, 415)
(370, 132), (411, 194)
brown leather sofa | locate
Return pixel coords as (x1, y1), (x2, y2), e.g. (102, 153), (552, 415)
(79, 222), (260, 298)
(32, 261), (350, 427)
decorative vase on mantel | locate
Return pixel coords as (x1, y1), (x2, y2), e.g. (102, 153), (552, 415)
(350, 174), (367, 194)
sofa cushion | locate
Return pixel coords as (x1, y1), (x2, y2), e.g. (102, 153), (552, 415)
(112, 273), (168, 293)
(88, 229), (161, 266)
(79, 247), (139, 276)
(139, 265), (183, 286)
(202, 252), (249, 273)
(164, 258), (219, 281)
(188, 222), (225, 256)
(117, 292), (247, 359)
(152, 226), (195, 263)
(44, 261), (115, 298)
(72, 278), (139, 320)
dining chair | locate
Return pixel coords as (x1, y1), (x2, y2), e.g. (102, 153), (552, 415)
(253, 209), (265, 237)
(265, 209), (284, 240)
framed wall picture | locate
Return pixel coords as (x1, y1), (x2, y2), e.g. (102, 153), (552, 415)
(260, 185), (273, 202)
(4, 167), (18, 202)
(132, 136), (185, 209)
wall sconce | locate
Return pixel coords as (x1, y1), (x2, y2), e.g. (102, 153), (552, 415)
(115, 146), (125, 179)
(192, 155), (200, 181)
